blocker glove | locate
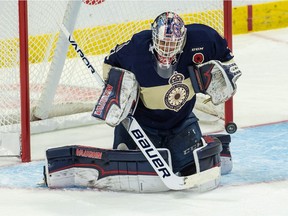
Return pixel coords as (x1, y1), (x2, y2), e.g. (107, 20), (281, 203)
(92, 67), (139, 126)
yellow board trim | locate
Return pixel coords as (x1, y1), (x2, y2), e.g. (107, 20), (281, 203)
(0, 10), (223, 69)
(252, 1), (288, 32)
(232, 0), (288, 34)
(1, 2), (288, 69)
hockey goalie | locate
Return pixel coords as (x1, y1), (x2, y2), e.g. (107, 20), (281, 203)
(44, 12), (241, 192)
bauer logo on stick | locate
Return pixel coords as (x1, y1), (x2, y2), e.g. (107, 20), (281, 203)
(131, 129), (171, 178)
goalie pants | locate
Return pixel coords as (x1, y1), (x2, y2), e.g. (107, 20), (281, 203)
(113, 113), (202, 174)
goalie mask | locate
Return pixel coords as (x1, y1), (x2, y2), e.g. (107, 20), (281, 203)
(151, 11), (187, 77)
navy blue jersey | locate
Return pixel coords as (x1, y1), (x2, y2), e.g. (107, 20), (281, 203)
(104, 23), (233, 130)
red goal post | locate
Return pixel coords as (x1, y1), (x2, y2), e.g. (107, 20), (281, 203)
(19, 0), (30, 162)
(0, 0), (233, 162)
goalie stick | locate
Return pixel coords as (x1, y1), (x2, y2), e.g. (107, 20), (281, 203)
(60, 24), (220, 190)
(122, 117), (220, 190)
(60, 24), (105, 88)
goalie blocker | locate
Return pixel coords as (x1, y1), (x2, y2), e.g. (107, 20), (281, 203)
(44, 134), (230, 192)
(92, 66), (139, 127)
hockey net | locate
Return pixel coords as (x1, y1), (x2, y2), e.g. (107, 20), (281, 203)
(0, 0), (231, 161)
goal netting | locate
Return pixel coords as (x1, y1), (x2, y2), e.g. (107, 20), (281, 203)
(0, 0), (231, 161)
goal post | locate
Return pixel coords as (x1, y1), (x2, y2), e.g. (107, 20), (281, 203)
(223, 0), (234, 128)
(0, 0), (233, 162)
(19, 0), (30, 162)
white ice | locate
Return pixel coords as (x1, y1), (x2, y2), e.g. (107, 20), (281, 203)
(0, 27), (288, 216)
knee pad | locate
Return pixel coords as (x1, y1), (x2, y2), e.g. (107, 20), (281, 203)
(180, 135), (222, 176)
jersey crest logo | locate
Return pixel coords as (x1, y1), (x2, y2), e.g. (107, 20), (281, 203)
(192, 52), (204, 64)
(164, 72), (189, 111)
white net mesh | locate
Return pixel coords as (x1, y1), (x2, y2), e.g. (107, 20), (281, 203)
(0, 0), (226, 156)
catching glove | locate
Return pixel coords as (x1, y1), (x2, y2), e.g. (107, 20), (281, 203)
(189, 60), (242, 105)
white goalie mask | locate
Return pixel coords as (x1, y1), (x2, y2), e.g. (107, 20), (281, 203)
(151, 12), (187, 67)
